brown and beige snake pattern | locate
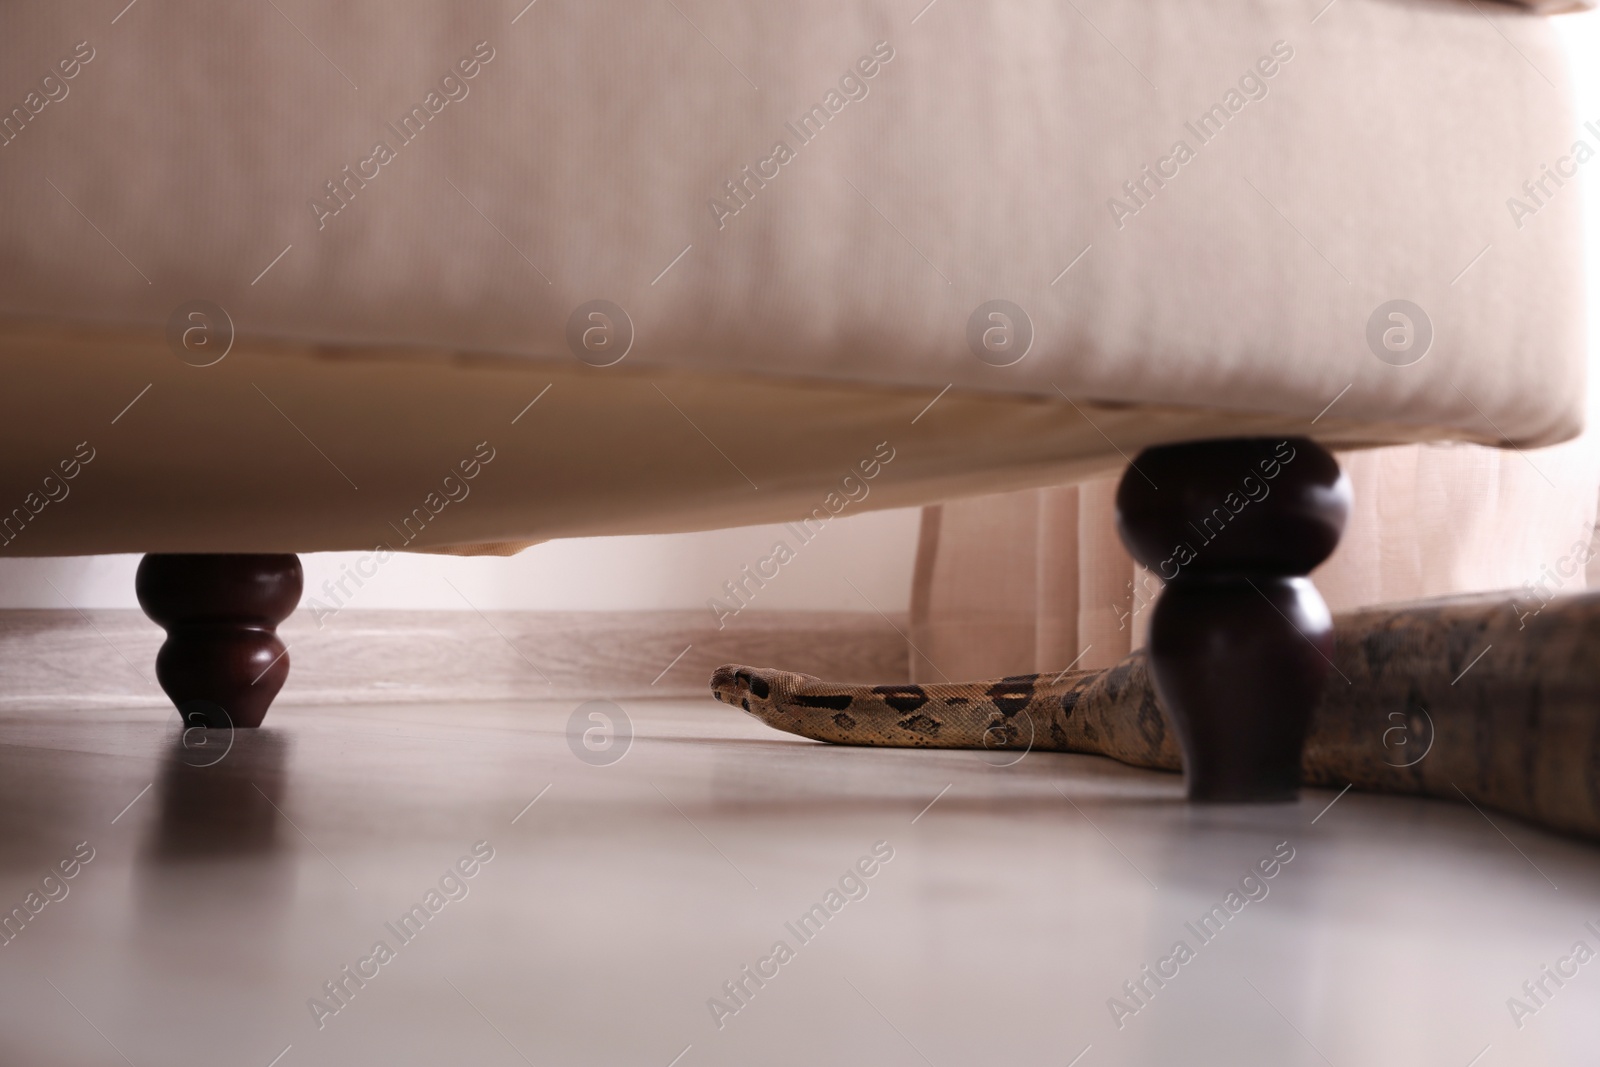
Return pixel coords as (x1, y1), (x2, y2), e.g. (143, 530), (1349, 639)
(712, 592), (1600, 841)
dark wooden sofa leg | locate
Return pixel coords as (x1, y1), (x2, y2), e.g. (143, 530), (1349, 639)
(135, 554), (302, 729)
(1115, 439), (1350, 802)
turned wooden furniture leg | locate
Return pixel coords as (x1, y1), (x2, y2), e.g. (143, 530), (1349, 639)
(135, 554), (303, 729)
(1115, 438), (1350, 802)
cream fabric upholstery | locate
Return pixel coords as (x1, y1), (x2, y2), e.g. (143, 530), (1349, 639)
(0, 0), (1589, 554)
(0, 321), (1492, 555)
(908, 439), (1600, 680)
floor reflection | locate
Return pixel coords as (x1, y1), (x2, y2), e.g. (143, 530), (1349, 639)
(136, 724), (299, 931)
(117, 725), (304, 1040)
(142, 725), (293, 862)
(1104, 802), (1319, 1062)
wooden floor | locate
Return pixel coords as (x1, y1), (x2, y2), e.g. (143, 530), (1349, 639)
(2, 696), (1597, 1066)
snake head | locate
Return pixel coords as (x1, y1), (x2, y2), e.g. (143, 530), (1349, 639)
(710, 664), (776, 716)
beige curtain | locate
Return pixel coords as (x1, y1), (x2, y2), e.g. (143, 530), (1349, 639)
(909, 442), (1600, 682)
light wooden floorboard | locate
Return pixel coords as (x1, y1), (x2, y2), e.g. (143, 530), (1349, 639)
(0, 608), (910, 709)
(1, 696), (1596, 1065)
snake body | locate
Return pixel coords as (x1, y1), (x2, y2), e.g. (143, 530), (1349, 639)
(711, 591), (1600, 841)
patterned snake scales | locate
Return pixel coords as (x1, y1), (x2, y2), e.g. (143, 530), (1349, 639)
(712, 592), (1600, 841)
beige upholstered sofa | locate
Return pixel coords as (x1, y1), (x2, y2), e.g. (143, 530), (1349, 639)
(1, 0), (1591, 797)
(2, 0), (1589, 552)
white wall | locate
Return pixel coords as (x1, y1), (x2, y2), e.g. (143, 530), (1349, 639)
(1562, 11), (1600, 596)
(0, 508), (923, 614)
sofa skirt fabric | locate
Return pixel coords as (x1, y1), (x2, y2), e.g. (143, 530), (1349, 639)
(0, 0), (1589, 553)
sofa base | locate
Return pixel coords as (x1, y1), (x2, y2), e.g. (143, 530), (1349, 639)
(135, 553), (302, 729)
(1116, 438), (1350, 802)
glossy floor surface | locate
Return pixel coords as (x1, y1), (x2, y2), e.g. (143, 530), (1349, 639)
(2, 697), (1598, 1066)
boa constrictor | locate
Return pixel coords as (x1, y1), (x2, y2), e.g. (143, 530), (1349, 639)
(712, 592), (1600, 842)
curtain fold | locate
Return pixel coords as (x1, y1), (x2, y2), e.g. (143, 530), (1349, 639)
(909, 441), (1600, 682)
